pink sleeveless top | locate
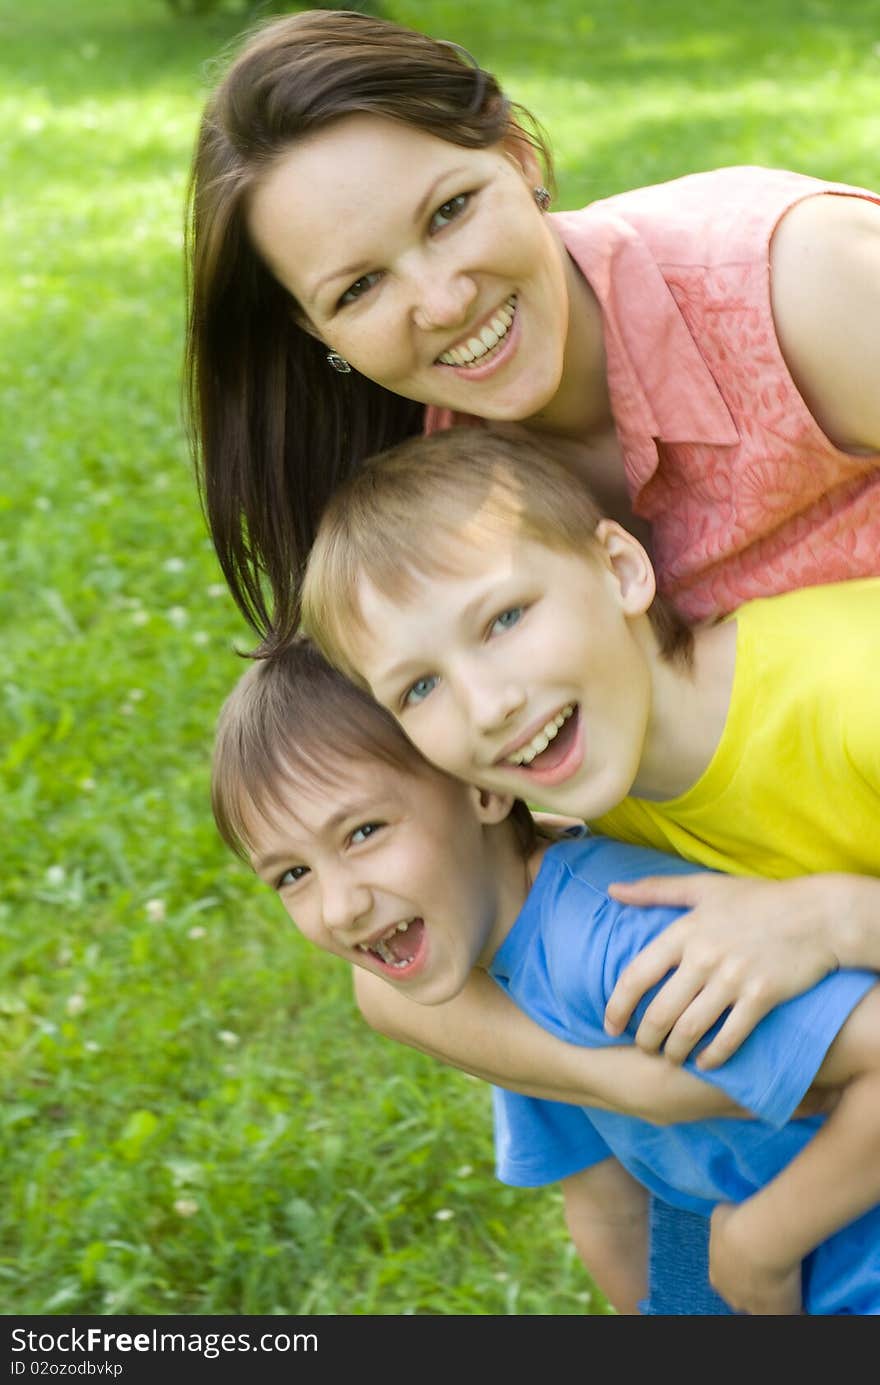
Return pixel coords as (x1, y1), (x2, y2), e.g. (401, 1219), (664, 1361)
(425, 166), (880, 622)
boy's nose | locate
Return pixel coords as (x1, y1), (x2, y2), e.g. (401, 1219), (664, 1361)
(321, 873), (372, 935)
(465, 677), (526, 734)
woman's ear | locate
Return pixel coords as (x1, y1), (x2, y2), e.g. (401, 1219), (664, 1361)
(468, 785), (516, 825)
(501, 129), (543, 186)
(594, 519), (656, 616)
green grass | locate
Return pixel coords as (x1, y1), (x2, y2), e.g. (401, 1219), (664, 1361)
(2, 0), (878, 1315)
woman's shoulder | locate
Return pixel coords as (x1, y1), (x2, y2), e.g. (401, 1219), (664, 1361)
(567, 165), (878, 266)
(770, 190), (880, 452)
(581, 165), (836, 219)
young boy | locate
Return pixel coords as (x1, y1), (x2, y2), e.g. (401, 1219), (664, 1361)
(299, 425), (880, 1068)
(211, 638), (880, 1316)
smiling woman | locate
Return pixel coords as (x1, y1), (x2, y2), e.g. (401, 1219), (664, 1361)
(245, 113), (572, 426)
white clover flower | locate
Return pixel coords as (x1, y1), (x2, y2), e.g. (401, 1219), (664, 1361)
(456, 1165), (473, 1178)
(217, 1030), (240, 1048)
(46, 865), (66, 887)
(131, 609), (149, 627)
(188, 925), (206, 940)
(145, 898), (166, 923)
(206, 584), (227, 599)
(66, 993), (86, 1016)
(192, 631), (209, 646)
(173, 1198), (199, 1218)
(167, 606), (188, 627)
(163, 558), (185, 573)
(128, 688), (145, 702)
(434, 1208), (454, 1222)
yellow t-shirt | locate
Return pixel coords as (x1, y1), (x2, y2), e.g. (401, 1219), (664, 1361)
(590, 579), (880, 878)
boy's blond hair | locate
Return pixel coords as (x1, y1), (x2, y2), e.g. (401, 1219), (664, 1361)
(211, 638), (539, 860)
(301, 427), (693, 677)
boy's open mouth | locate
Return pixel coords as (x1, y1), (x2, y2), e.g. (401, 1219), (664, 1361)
(502, 703), (578, 773)
(357, 918), (425, 973)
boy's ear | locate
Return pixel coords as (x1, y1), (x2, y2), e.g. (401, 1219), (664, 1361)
(469, 785), (516, 825)
(594, 519), (656, 616)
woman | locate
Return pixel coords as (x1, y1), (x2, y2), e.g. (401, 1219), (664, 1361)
(185, 8), (880, 1311)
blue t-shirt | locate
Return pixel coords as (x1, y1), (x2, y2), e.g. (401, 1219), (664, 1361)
(489, 834), (880, 1315)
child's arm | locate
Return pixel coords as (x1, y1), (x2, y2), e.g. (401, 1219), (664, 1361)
(352, 967), (749, 1122)
(604, 872), (880, 1068)
(562, 1161), (649, 1315)
(708, 985), (880, 1315)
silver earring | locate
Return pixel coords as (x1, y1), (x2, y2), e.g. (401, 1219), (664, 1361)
(326, 351), (352, 374)
(533, 186), (551, 211)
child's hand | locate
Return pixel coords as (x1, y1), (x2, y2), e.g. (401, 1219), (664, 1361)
(709, 1203), (803, 1315)
(603, 874), (839, 1067)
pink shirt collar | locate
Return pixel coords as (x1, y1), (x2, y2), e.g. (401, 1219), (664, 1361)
(551, 207), (739, 492)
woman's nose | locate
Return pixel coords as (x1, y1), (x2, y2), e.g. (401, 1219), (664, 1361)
(410, 263), (477, 333)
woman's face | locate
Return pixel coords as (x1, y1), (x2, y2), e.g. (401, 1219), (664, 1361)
(246, 113), (573, 424)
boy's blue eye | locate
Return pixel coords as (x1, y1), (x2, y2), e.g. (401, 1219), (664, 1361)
(404, 674), (438, 706)
(430, 193), (469, 232)
(339, 270), (383, 306)
(351, 822), (383, 845)
(490, 606), (524, 636)
(278, 864), (309, 889)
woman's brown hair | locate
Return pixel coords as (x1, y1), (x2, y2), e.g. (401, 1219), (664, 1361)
(185, 9), (552, 655)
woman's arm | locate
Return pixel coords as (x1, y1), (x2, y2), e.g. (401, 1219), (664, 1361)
(604, 872), (880, 1068)
(352, 966), (748, 1122)
(708, 986), (880, 1314)
(771, 192), (880, 452)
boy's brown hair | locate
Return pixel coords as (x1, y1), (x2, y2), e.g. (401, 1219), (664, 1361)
(211, 638), (538, 861)
(300, 426), (694, 677)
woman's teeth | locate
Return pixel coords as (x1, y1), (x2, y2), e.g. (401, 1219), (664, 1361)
(438, 296), (516, 367)
(506, 705), (574, 767)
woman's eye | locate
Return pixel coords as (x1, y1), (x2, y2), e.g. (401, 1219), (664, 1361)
(339, 270), (383, 306)
(490, 606), (524, 636)
(277, 864), (309, 889)
(430, 193), (469, 232)
(404, 674), (438, 707)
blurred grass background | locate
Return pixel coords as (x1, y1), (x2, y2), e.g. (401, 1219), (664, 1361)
(2, 0), (878, 1315)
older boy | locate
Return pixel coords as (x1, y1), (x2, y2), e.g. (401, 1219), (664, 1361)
(212, 639), (880, 1315)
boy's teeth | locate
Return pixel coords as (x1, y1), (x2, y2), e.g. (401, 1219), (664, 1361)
(438, 296), (516, 366)
(506, 705), (574, 767)
(357, 919), (415, 969)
